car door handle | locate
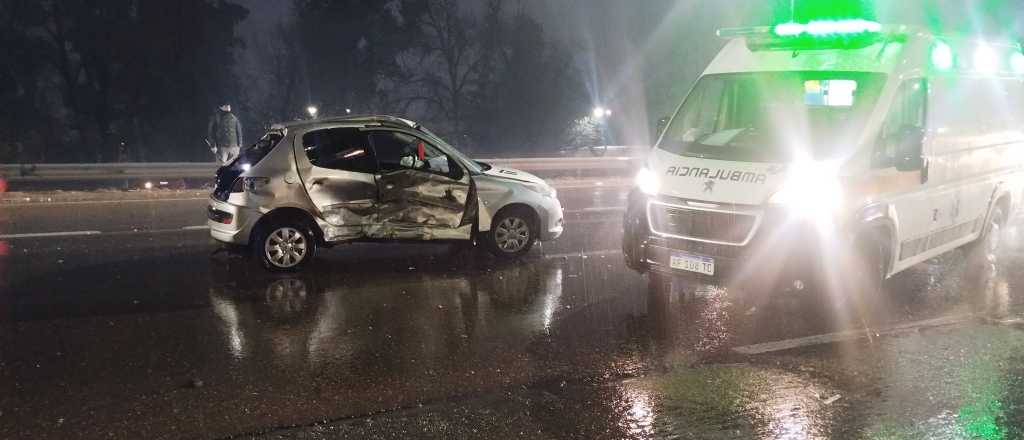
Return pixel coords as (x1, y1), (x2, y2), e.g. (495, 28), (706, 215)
(310, 178), (326, 186)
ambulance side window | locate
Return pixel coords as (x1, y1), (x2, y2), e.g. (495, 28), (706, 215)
(874, 79), (927, 169)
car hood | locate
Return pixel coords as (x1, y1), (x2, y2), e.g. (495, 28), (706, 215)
(480, 166), (547, 186)
(648, 148), (788, 205)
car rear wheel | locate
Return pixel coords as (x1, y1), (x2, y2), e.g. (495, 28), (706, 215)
(486, 208), (537, 259)
(255, 222), (316, 272)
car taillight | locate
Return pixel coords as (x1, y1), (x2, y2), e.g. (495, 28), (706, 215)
(243, 177), (271, 192)
(207, 207), (234, 225)
(230, 177), (244, 193)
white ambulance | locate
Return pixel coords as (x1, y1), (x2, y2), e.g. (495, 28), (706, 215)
(623, 20), (1024, 295)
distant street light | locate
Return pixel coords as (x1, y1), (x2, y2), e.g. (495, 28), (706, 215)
(588, 106), (613, 156)
(345, 108), (352, 114)
(307, 106), (319, 119)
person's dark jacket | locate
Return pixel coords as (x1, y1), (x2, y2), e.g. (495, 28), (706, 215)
(207, 110), (243, 148)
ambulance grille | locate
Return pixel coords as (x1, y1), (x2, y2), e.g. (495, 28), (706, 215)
(647, 202), (759, 246)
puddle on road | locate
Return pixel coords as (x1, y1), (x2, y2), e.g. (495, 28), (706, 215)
(7, 231), (1024, 438)
(262, 362), (842, 440)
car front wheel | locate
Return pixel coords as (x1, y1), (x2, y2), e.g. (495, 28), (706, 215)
(485, 208), (537, 259)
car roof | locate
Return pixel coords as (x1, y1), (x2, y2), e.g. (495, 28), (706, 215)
(269, 114), (418, 131)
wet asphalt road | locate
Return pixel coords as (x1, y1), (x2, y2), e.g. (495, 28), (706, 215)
(3, 187), (1024, 439)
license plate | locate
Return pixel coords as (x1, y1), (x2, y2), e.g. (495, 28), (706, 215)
(670, 252), (715, 276)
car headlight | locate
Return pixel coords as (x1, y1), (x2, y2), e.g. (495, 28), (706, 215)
(768, 161), (843, 222)
(635, 168), (660, 196)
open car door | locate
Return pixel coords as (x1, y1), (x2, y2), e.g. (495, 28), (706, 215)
(367, 130), (472, 240)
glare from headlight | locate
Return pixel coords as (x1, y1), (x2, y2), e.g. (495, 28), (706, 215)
(635, 168), (660, 196)
(769, 161), (843, 225)
(241, 163), (252, 172)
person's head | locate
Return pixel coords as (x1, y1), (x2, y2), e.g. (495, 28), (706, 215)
(219, 103), (231, 113)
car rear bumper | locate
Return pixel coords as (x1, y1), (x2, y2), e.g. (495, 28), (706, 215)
(208, 197), (259, 245)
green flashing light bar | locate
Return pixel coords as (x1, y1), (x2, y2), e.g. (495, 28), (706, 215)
(773, 19), (882, 37)
(1011, 52), (1024, 74)
(930, 40), (1024, 75)
(930, 41), (955, 71)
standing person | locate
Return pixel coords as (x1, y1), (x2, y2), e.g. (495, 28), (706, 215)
(207, 102), (243, 165)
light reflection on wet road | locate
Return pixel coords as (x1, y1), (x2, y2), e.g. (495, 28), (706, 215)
(2, 189), (1024, 439)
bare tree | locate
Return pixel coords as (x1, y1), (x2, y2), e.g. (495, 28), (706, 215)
(407, 0), (485, 139)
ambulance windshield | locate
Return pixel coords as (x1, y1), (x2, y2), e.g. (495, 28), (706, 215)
(659, 71), (885, 163)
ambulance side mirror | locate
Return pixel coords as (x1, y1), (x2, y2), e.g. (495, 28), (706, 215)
(655, 116), (670, 139)
(893, 126), (925, 172)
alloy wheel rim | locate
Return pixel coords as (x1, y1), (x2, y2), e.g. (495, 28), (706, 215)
(495, 217), (530, 253)
(265, 227), (308, 268)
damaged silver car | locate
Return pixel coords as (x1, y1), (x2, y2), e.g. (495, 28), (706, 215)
(208, 115), (564, 271)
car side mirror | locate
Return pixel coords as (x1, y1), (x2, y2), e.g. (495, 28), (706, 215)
(893, 126), (925, 172)
(447, 156), (465, 180)
(655, 116), (670, 139)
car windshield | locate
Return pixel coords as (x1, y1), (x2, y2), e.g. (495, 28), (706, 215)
(659, 71), (885, 163)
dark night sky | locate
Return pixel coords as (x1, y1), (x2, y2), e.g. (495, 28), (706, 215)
(229, 0), (1024, 144)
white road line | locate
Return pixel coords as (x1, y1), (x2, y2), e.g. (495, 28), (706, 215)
(551, 182), (631, 189)
(563, 206), (626, 214)
(983, 316), (1024, 326)
(181, 225), (210, 231)
(731, 314), (977, 355)
(544, 249), (622, 259)
(0, 230), (102, 240)
(0, 197), (208, 207)
(565, 218), (622, 225)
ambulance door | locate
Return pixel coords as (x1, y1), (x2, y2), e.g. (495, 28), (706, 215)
(875, 78), (947, 265)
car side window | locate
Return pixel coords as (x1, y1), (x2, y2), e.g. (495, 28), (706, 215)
(874, 79), (927, 168)
(370, 131), (456, 177)
(302, 128), (377, 174)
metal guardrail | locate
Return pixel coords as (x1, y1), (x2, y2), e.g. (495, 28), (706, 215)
(0, 157), (640, 183)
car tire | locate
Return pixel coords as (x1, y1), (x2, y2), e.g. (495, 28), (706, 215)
(485, 207), (537, 259)
(254, 220), (317, 272)
(967, 206), (1004, 274)
(622, 206), (649, 273)
(847, 229), (888, 321)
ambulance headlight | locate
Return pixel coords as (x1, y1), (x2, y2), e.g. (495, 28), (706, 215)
(768, 161), (843, 222)
(635, 168), (660, 196)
